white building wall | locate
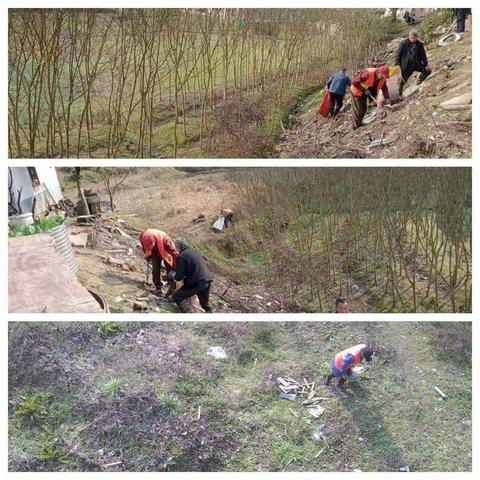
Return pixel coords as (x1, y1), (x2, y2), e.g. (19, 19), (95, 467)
(36, 167), (63, 202)
(9, 167), (62, 216)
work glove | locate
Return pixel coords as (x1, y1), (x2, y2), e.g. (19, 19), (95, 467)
(364, 89), (372, 97)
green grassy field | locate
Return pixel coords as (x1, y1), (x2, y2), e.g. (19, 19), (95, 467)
(9, 321), (471, 472)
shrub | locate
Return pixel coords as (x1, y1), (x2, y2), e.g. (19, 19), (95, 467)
(176, 374), (208, 398)
(14, 388), (52, 422)
(383, 16), (405, 36)
(8, 215), (64, 237)
(420, 9), (454, 44)
(158, 395), (182, 417)
(252, 324), (277, 350)
(237, 349), (256, 367)
(36, 434), (67, 462)
(97, 322), (124, 338)
(207, 98), (267, 158)
(102, 377), (123, 399)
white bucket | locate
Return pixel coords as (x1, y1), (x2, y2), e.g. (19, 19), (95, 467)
(9, 212), (34, 228)
(348, 365), (365, 382)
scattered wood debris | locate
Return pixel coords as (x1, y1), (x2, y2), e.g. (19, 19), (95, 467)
(277, 376), (328, 418)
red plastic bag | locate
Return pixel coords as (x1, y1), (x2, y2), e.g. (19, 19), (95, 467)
(319, 91), (331, 117)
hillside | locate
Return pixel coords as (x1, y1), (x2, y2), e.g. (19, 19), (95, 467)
(9, 9), (470, 159)
(275, 29), (471, 158)
(53, 167), (471, 314)
(58, 168), (301, 314)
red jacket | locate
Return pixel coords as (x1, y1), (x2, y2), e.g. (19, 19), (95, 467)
(139, 229), (177, 268)
(334, 343), (366, 375)
(351, 68), (390, 99)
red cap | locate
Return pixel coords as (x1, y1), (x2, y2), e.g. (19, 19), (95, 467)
(140, 231), (156, 258)
(378, 65), (389, 78)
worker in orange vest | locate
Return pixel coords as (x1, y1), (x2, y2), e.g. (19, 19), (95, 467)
(222, 208), (234, 228)
(139, 229), (178, 295)
(323, 343), (373, 390)
(350, 65), (392, 130)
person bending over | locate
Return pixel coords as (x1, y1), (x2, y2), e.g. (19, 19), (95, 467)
(172, 237), (214, 313)
(323, 343), (373, 390)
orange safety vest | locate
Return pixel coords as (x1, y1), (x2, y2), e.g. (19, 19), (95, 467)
(334, 343), (366, 372)
(350, 68), (385, 98)
(139, 229), (177, 268)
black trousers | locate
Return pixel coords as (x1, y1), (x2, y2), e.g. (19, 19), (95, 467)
(224, 215), (233, 228)
(151, 253), (174, 289)
(457, 16), (466, 33)
(399, 64), (431, 95)
(329, 92), (345, 117)
(172, 281), (212, 312)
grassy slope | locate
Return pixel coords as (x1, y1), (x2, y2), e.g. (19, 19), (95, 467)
(8, 322), (471, 472)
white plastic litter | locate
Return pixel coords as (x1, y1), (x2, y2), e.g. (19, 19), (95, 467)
(207, 346), (228, 359)
(438, 33), (461, 47)
(212, 215), (226, 232)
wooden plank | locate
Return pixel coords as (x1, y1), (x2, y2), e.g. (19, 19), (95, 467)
(434, 386), (447, 399)
(277, 377), (290, 387)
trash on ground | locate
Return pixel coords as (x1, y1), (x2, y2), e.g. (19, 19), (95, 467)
(277, 376), (328, 418)
(280, 392), (297, 401)
(207, 346), (228, 359)
(434, 386), (447, 399)
(212, 215), (225, 232)
(348, 365), (365, 383)
(438, 33), (461, 47)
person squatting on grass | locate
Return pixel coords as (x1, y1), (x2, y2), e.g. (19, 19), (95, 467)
(323, 344), (373, 390)
(172, 237), (214, 313)
(222, 208), (235, 228)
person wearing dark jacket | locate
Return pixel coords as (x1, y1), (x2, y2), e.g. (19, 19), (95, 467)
(396, 29), (430, 98)
(453, 9), (471, 33)
(326, 68), (351, 118)
(172, 237), (214, 313)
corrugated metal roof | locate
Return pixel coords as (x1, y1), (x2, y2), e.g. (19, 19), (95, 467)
(9, 233), (102, 313)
